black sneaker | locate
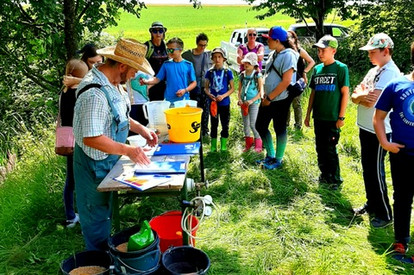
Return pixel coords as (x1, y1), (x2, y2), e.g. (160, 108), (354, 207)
(371, 217), (392, 228)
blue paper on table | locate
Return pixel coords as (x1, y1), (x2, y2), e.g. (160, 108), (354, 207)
(153, 142), (200, 156)
(134, 160), (186, 174)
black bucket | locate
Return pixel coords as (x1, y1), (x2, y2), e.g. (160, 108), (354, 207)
(162, 246), (210, 275)
(108, 225), (161, 274)
(60, 250), (112, 275)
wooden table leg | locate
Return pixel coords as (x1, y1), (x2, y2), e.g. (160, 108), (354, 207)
(181, 179), (189, 245)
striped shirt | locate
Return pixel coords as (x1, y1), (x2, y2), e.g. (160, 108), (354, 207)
(73, 65), (130, 160)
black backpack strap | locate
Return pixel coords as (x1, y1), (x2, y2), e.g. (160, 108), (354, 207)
(76, 83), (102, 99)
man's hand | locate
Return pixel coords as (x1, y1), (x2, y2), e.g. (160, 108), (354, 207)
(126, 145), (151, 165)
(141, 128), (158, 147)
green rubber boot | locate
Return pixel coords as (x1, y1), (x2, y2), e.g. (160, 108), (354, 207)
(211, 138), (218, 152)
(220, 137), (228, 152)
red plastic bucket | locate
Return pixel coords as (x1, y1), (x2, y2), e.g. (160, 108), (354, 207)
(149, 210), (199, 252)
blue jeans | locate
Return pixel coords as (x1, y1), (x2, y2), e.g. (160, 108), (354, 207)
(74, 145), (118, 251)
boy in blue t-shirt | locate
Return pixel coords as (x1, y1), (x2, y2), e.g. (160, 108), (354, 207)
(374, 41), (414, 260)
(204, 47), (234, 152)
(141, 37), (196, 103)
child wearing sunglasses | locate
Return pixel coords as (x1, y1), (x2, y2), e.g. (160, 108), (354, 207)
(141, 37), (197, 103)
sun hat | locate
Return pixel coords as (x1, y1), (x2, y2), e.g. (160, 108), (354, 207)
(241, 52), (259, 67)
(211, 47), (227, 61)
(262, 26), (288, 42)
(359, 33), (394, 51)
(312, 35), (338, 49)
(149, 21), (167, 32)
(97, 38), (155, 76)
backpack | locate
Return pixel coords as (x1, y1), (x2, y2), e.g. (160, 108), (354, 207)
(145, 41), (154, 59)
(267, 54), (306, 99)
(239, 71), (259, 86)
(208, 67), (231, 90)
(239, 71), (259, 101)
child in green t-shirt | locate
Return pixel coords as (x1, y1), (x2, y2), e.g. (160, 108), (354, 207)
(304, 35), (350, 189)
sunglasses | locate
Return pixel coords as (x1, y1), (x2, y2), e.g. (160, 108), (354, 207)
(167, 48), (182, 54)
(151, 29), (164, 34)
(248, 33), (257, 37)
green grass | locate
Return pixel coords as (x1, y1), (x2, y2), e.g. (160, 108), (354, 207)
(0, 5), (412, 274)
(104, 5), (350, 51)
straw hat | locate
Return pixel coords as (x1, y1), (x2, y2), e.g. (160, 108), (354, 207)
(97, 38), (155, 75)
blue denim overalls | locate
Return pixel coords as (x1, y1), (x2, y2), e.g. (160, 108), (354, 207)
(74, 85), (129, 251)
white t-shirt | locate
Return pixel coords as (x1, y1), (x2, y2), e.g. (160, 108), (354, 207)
(356, 60), (400, 133)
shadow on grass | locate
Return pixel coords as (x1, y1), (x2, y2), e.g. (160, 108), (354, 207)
(202, 246), (255, 274)
(366, 224), (414, 274)
(287, 127), (306, 143)
(203, 147), (309, 208)
(316, 184), (356, 227)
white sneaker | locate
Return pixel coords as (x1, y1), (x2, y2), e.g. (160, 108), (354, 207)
(65, 213), (79, 228)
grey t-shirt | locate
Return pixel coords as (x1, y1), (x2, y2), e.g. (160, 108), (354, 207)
(182, 50), (212, 88)
(192, 53), (204, 87)
(264, 48), (299, 101)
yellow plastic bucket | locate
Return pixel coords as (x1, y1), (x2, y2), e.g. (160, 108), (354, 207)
(164, 107), (203, 143)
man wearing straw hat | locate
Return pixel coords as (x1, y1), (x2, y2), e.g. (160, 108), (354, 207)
(73, 38), (158, 251)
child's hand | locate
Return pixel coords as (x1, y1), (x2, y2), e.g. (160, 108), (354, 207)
(216, 95), (224, 102)
(382, 141), (405, 153)
(237, 99), (243, 106)
(176, 89), (187, 97)
(304, 115), (311, 127)
(139, 78), (147, 85)
(208, 93), (216, 101)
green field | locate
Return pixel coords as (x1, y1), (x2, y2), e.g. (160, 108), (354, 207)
(105, 5), (351, 50)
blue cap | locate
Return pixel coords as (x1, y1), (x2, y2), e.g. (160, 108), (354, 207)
(262, 26), (288, 42)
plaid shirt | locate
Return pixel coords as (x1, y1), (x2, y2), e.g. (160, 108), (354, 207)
(73, 65), (130, 160)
